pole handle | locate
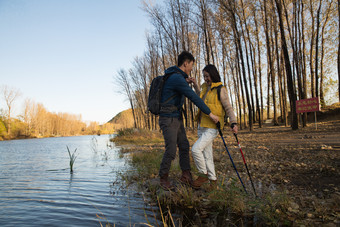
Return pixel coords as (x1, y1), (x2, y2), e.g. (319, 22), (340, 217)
(216, 122), (223, 137)
(216, 121), (221, 130)
(233, 132), (239, 144)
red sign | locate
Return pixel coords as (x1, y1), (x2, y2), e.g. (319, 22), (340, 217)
(296, 97), (320, 113)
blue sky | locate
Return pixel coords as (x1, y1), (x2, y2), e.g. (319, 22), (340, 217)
(0, 0), (152, 124)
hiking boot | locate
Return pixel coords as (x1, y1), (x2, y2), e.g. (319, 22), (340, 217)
(179, 170), (193, 185)
(160, 174), (174, 190)
(191, 174), (209, 189)
(208, 180), (217, 191)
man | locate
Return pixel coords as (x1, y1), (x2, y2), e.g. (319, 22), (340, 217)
(158, 51), (219, 190)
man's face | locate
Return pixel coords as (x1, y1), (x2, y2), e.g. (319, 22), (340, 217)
(183, 60), (194, 75)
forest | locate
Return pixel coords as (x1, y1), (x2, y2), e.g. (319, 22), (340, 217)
(115, 0), (339, 131)
(0, 85), (114, 140)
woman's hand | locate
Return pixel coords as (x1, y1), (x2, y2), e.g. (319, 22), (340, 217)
(231, 124), (238, 134)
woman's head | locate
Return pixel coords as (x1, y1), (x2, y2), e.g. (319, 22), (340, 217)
(203, 64), (221, 85)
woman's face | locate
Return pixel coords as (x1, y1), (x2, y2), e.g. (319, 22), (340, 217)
(203, 71), (212, 86)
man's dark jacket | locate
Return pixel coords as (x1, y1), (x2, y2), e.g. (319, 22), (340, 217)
(160, 66), (211, 118)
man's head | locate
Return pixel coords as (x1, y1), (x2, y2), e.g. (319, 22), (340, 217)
(178, 51), (195, 75)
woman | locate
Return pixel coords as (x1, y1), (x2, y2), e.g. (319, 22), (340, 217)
(190, 64), (238, 190)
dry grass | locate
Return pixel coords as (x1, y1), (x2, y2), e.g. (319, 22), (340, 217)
(113, 117), (340, 225)
(112, 128), (164, 145)
(114, 128), (294, 226)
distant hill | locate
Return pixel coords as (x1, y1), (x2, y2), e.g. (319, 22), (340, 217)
(108, 109), (134, 129)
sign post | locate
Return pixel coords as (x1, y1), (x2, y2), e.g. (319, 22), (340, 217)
(296, 97), (321, 129)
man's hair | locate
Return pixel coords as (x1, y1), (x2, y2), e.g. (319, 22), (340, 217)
(203, 64), (221, 83)
(177, 51), (195, 67)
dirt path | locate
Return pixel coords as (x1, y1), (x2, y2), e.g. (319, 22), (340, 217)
(223, 119), (340, 225)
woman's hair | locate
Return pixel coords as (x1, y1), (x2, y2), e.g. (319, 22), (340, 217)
(203, 64), (221, 83)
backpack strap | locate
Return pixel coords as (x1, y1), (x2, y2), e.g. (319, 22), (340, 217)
(159, 72), (180, 113)
(161, 72), (177, 105)
(215, 85), (228, 126)
(211, 84), (223, 101)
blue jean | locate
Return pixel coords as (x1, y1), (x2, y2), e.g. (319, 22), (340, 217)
(158, 116), (190, 177)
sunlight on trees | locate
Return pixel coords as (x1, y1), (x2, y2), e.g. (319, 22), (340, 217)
(0, 88), (114, 140)
(114, 0), (339, 131)
(0, 85), (21, 136)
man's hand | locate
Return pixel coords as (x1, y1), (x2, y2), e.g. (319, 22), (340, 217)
(186, 77), (197, 84)
(209, 113), (219, 124)
(186, 77), (200, 94)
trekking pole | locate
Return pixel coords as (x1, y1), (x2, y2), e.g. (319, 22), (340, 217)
(234, 133), (257, 197)
(216, 122), (247, 194)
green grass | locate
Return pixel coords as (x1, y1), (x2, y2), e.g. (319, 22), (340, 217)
(67, 146), (78, 173)
(130, 149), (163, 178)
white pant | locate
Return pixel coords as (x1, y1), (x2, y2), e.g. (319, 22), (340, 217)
(191, 126), (218, 180)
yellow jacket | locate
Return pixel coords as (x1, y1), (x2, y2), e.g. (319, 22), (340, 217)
(196, 82), (225, 129)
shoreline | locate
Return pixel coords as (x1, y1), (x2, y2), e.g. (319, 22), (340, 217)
(0, 133), (111, 141)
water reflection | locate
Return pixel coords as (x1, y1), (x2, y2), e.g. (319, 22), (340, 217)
(68, 174), (74, 192)
(0, 135), (160, 226)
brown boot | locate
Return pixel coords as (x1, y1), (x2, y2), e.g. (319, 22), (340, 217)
(160, 174), (174, 190)
(208, 180), (217, 191)
(179, 170), (193, 185)
(191, 174), (209, 189)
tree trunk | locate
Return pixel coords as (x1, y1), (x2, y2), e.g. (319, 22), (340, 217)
(232, 58), (243, 129)
(274, 14), (284, 124)
(320, 0), (332, 107)
(220, 0), (252, 130)
(263, 0), (272, 121)
(254, 6), (263, 127)
(275, 0), (298, 130)
(309, 0), (316, 98)
(269, 10), (278, 126)
(237, 56), (247, 128)
(278, 52), (285, 124)
(199, 0), (211, 64)
(236, 34), (253, 131)
(301, 0), (308, 126)
(292, 0), (306, 127)
(240, 0), (256, 125)
(338, 0), (340, 102)
(315, 0), (322, 98)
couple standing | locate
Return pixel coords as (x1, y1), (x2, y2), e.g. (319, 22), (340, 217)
(158, 51), (238, 190)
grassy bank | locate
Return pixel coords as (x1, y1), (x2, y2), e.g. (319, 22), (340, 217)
(112, 128), (294, 226)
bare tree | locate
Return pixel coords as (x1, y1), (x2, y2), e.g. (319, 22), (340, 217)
(319, 0), (334, 107)
(220, 0), (253, 131)
(114, 69), (137, 128)
(264, 0), (278, 125)
(23, 98), (34, 136)
(1, 85), (22, 136)
(253, 2), (264, 127)
(315, 0), (323, 98)
(338, 0), (340, 102)
(125, 0), (338, 132)
(275, 0), (298, 130)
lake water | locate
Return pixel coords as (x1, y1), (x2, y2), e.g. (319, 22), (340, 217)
(0, 135), (159, 226)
